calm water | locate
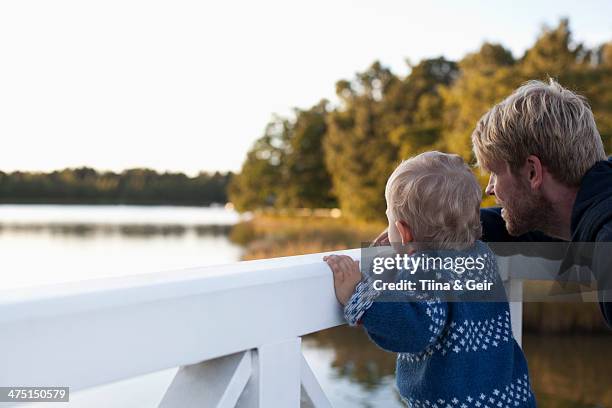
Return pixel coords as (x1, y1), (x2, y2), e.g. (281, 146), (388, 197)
(2, 205), (610, 408)
(0, 204), (243, 290)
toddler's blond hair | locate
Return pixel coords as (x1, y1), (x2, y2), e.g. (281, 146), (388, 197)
(385, 151), (482, 250)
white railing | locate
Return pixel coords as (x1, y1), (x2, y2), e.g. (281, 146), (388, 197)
(0, 250), (567, 407)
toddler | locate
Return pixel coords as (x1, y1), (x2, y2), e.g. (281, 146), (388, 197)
(324, 151), (536, 408)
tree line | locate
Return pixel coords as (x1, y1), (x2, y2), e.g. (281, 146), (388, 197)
(0, 167), (232, 205)
(229, 19), (612, 222)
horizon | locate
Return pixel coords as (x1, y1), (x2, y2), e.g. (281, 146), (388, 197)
(1, 0), (611, 177)
(0, 166), (234, 176)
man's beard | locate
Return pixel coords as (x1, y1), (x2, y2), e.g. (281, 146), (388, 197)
(500, 184), (555, 237)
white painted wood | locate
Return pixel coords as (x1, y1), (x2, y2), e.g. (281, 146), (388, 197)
(498, 255), (524, 346)
(158, 351), (251, 408)
(300, 354), (333, 408)
(0, 249), (361, 323)
(0, 248), (579, 400)
(0, 250), (351, 390)
(234, 339), (303, 408)
(217, 352), (253, 408)
(508, 279), (524, 347)
(256, 339), (301, 408)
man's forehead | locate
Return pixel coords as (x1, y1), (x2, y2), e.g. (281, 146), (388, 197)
(480, 158), (506, 173)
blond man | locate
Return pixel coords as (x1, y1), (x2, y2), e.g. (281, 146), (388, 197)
(472, 79), (611, 327)
(374, 79), (612, 327)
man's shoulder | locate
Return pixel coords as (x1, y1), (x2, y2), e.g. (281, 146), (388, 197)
(596, 219), (612, 242)
(480, 207), (508, 242)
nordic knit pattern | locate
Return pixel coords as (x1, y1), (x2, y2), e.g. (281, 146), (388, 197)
(344, 241), (536, 408)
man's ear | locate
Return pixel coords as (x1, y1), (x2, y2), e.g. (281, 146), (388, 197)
(525, 155), (544, 190)
(395, 220), (413, 245)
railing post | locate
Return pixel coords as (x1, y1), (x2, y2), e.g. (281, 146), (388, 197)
(508, 278), (523, 347)
(236, 338), (302, 408)
(256, 338), (301, 407)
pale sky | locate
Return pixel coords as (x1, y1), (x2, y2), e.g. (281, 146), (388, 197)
(1, 0), (611, 176)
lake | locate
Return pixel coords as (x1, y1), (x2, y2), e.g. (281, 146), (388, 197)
(1, 205), (610, 408)
(0, 204), (243, 290)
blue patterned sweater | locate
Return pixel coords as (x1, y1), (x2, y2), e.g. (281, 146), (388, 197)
(344, 240), (536, 408)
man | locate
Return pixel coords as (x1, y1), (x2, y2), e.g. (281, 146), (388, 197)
(375, 79), (612, 327)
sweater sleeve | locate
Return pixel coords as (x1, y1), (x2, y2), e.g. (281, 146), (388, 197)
(343, 276), (448, 353)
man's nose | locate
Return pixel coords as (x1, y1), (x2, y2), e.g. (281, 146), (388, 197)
(485, 174), (495, 196)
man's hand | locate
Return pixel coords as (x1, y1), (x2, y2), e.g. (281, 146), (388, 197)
(324, 254), (362, 306)
(371, 228), (389, 247)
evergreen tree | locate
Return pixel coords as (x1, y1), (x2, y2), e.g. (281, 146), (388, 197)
(228, 117), (288, 211)
(385, 57), (458, 159)
(521, 19), (587, 77)
(440, 42), (518, 161)
(324, 62), (398, 222)
(278, 101), (337, 208)
(227, 18), (611, 219)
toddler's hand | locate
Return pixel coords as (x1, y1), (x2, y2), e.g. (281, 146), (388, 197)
(323, 254), (361, 306)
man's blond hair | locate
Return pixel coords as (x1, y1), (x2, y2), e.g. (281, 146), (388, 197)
(385, 151), (482, 250)
(472, 79), (606, 186)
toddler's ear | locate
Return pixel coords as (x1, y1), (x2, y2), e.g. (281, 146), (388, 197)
(395, 220), (413, 245)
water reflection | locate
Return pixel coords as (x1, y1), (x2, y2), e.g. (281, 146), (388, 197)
(0, 204), (240, 238)
(306, 326), (396, 388)
(303, 326), (404, 407)
(2, 205), (610, 407)
(1, 229), (242, 291)
(0, 223), (232, 237)
(523, 335), (612, 407)
(0, 204), (241, 226)
(304, 326), (611, 408)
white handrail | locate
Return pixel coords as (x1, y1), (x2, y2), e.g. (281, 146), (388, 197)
(0, 250), (568, 407)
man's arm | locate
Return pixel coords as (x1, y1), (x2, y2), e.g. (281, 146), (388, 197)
(370, 207), (559, 248)
(594, 223), (612, 328)
(370, 228), (389, 247)
(480, 207), (559, 242)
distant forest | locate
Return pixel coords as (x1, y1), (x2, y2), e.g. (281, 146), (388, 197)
(0, 168), (232, 205)
(3, 20), (610, 212)
(229, 19), (612, 222)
